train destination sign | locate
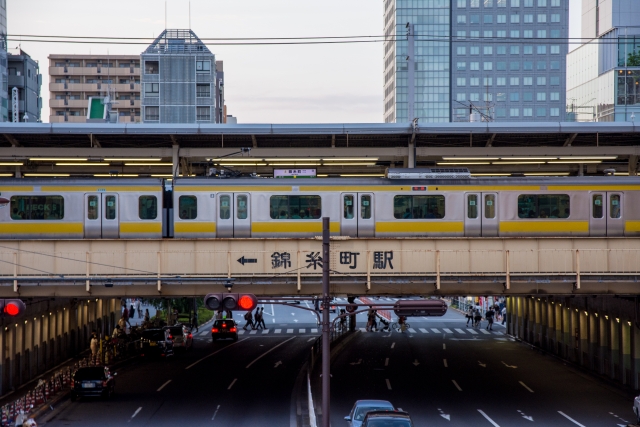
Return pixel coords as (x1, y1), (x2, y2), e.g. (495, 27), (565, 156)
(274, 169), (317, 178)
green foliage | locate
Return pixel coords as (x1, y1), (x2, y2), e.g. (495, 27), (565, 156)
(628, 51), (640, 67)
(143, 297), (206, 321)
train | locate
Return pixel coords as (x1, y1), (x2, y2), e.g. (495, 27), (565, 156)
(0, 169), (638, 239)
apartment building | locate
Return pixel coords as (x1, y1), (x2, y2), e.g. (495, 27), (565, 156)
(48, 54), (141, 123)
(8, 50), (42, 122)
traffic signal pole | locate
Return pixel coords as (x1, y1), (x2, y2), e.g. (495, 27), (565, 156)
(321, 217), (331, 427)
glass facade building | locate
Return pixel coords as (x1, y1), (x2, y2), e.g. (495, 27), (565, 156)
(383, 0), (568, 123)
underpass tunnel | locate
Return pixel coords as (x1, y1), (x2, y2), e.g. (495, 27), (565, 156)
(0, 297), (120, 395)
(502, 294), (640, 390)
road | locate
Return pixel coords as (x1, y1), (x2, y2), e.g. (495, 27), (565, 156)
(40, 299), (637, 426)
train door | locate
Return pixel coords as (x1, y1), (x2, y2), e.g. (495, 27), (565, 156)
(464, 193), (498, 237)
(340, 193), (374, 237)
(590, 192), (624, 236)
(84, 193), (119, 238)
(217, 193), (251, 238)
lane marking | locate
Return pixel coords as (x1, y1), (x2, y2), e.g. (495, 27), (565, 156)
(156, 380), (171, 392)
(385, 379), (392, 390)
(272, 318), (275, 323)
(443, 359), (448, 368)
(467, 329), (478, 334)
(558, 412), (586, 427)
(391, 342), (396, 349)
(519, 381), (534, 393)
(419, 328), (428, 333)
(477, 409), (500, 427)
(480, 329), (491, 334)
(287, 329), (294, 333)
(246, 336), (296, 368)
(385, 357), (389, 366)
(452, 380), (462, 391)
(275, 329), (282, 334)
(408, 328), (416, 333)
(186, 338), (247, 370)
(227, 378), (237, 390)
(311, 328), (318, 333)
(299, 329), (306, 333)
(431, 328), (441, 333)
(199, 330), (208, 336)
(212, 405), (221, 421)
(455, 328), (465, 334)
(443, 328), (453, 333)
(443, 343), (446, 350)
(308, 337), (315, 342)
(249, 330), (257, 335)
(130, 407), (142, 419)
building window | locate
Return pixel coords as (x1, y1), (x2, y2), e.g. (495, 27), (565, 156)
(510, 61), (520, 70)
(10, 196), (64, 220)
(510, 108), (519, 117)
(510, 92), (520, 102)
(538, 14), (547, 23)
(497, 0), (506, 6)
(524, 61), (533, 70)
(523, 92), (533, 101)
(523, 108), (533, 117)
(523, 77), (533, 86)
(497, 46), (507, 54)
(518, 194), (569, 219)
(524, 46), (533, 55)
(470, 78), (480, 86)
(196, 60), (211, 73)
(393, 196), (445, 219)
(538, 0), (547, 6)
(484, 15), (493, 23)
(510, 46), (520, 55)
(497, 93), (507, 101)
(470, 62), (479, 71)
(537, 46), (547, 54)
(511, 0), (520, 6)
(537, 30), (547, 38)
(196, 84), (211, 97)
(551, 13), (560, 22)
(484, 93), (493, 101)
(483, 77), (493, 86)
(537, 92), (547, 101)
(536, 107), (546, 116)
(550, 29), (560, 38)
(483, 46), (493, 55)
(550, 92), (560, 101)
(270, 196), (322, 219)
(456, 62), (467, 71)
(470, 0), (479, 7)
(497, 14), (506, 23)
(470, 31), (480, 38)
(510, 30), (520, 38)
(144, 61), (159, 74)
(456, 93), (467, 101)
(524, 14), (533, 23)
(496, 108), (506, 117)
(551, 45), (560, 54)
(485, 0), (493, 6)
(550, 108), (560, 117)
(497, 62), (507, 70)
(524, 0), (533, 6)
(457, 47), (467, 55)
(197, 106), (211, 121)
(179, 196), (197, 220)
(497, 77), (506, 86)
(144, 83), (159, 95)
(497, 30), (507, 38)
(145, 106), (159, 121)
(550, 76), (560, 86)
(470, 14), (480, 23)
(457, 78), (467, 86)
(457, 30), (467, 38)
(139, 196), (158, 220)
(457, 0), (466, 6)
(470, 93), (480, 101)
(524, 30), (533, 38)
(470, 46), (480, 55)
(511, 14), (520, 23)
(551, 0), (560, 6)
(550, 60), (560, 70)
(484, 30), (493, 38)
(510, 77), (520, 86)
(458, 15), (467, 23)
(536, 61), (546, 70)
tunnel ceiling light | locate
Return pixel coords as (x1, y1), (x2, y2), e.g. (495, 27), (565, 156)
(0, 162), (23, 166)
(30, 158), (88, 161)
(24, 173), (71, 177)
(56, 163), (110, 166)
(558, 156), (617, 160)
(93, 174), (140, 177)
(322, 158), (379, 161)
(523, 172), (571, 176)
(548, 160), (603, 164)
(106, 158), (162, 161)
(437, 162), (491, 165)
(442, 157), (500, 161)
(124, 163), (174, 166)
(493, 161), (547, 165)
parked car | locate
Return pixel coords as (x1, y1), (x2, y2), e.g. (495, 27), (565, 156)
(211, 319), (238, 341)
(138, 328), (174, 358)
(344, 400), (395, 427)
(361, 410), (413, 427)
(70, 366), (116, 401)
(164, 324), (192, 351)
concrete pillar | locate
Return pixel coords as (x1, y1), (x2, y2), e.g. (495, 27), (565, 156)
(611, 318), (620, 381)
(588, 313), (598, 371)
(598, 315), (607, 375)
(633, 323), (640, 389)
(622, 321), (632, 386)
(561, 305), (570, 359)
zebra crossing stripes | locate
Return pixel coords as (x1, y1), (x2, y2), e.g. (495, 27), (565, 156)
(299, 329), (306, 333)
(467, 329), (478, 334)
(408, 328), (417, 333)
(479, 329), (491, 334)
(419, 328), (428, 333)
(275, 329), (281, 334)
(454, 328), (465, 334)
(311, 328), (318, 333)
(443, 328), (453, 333)
(286, 329), (294, 333)
(430, 328), (441, 333)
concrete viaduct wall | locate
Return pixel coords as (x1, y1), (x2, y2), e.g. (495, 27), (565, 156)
(0, 298), (119, 396)
(507, 295), (640, 389)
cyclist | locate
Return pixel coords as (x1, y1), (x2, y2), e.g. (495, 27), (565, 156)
(398, 315), (407, 333)
(339, 309), (347, 332)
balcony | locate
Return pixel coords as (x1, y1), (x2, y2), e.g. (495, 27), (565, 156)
(8, 75), (25, 88)
(49, 67), (140, 77)
(49, 115), (87, 123)
(49, 99), (88, 108)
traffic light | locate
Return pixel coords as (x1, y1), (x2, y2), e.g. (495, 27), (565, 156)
(204, 293), (258, 312)
(393, 299), (447, 317)
(0, 299), (26, 317)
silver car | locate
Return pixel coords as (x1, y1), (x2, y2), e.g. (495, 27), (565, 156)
(164, 324), (193, 351)
(344, 400), (395, 427)
(633, 395), (640, 424)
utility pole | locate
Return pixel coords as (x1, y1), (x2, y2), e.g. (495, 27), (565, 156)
(321, 217), (330, 427)
(406, 23), (415, 123)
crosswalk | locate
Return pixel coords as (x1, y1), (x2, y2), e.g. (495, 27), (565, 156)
(359, 327), (505, 336)
(196, 325), (504, 337)
(237, 328), (319, 335)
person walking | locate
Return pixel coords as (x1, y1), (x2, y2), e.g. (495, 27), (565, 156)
(90, 333), (99, 364)
(243, 310), (254, 330)
(473, 309), (482, 328)
(259, 307), (267, 329)
(144, 308), (150, 323)
(135, 299), (142, 319)
(191, 312), (199, 333)
(129, 304), (135, 321)
(485, 307), (495, 331)
(122, 307), (131, 329)
(466, 306), (474, 326)
(501, 306), (507, 325)
(254, 309), (263, 330)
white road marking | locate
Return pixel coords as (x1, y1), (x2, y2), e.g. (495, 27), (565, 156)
(238, 330), (245, 335)
(156, 380), (171, 392)
(519, 381), (534, 393)
(359, 328), (367, 332)
(480, 329), (491, 334)
(391, 342), (396, 349)
(443, 343), (446, 350)
(287, 329), (294, 333)
(262, 329), (270, 334)
(275, 329), (282, 334)
(299, 329), (306, 333)
(419, 328), (428, 333)
(211, 405), (221, 421)
(307, 337), (315, 342)
(130, 407), (142, 419)
(227, 378), (237, 390)
(199, 330), (209, 336)
(477, 409), (500, 427)
(385, 379), (392, 390)
(455, 328), (465, 334)
(431, 328), (441, 333)
(186, 338), (246, 370)
(249, 330), (257, 335)
(311, 328), (318, 333)
(452, 380), (462, 391)
(443, 359), (448, 368)
(558, 411), (586, 427)
(408, 328), (416, 333)
(467, 329), (478, 334)
(385, 357), (389, 366)
(272, 318), (275, 323)
(443, 328), (453, 333)
(246, 336), (296, 368)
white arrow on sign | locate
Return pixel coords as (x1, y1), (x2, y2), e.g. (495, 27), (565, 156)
(517, 410), (533, 421)
(478, 361), (487, 368)
(274, 361), (282, 368)
(413, 359), (420, 366)
(350, 359), (362, 366)
(437, 409), (450, 421)
(501, 361), (518, 369)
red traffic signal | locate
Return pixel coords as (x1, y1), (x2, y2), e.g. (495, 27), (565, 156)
(0, 299), (26, 317)
(345, 304), (358, 313)
(204, 293), (257, 312)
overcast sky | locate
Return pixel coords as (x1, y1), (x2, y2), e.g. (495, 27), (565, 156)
(9, 0), (580, 124)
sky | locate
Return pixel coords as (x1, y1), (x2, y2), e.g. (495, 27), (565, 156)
(9, 0), (580, 124)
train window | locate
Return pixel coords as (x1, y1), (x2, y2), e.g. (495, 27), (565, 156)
(237, 195), (248, 219)
(344, 195), (354, 219)
(393, 195), (445, 219)
(361, 195), (372, 219)
(592, 194), (603, 219)
(179, 196), (197, 220)
(269, 195), (322, 219)
(517, 194), (569, 219)
(220, 195), (231, 219)
(139, 196), (157, 220)
(467, 195), (478, 219)
(485, 194), (496, 219)
(610, 195), (621, 218)
(87, 195), (98, 220)
(10, 196), (64, 220)
(105, 196), (117, 220)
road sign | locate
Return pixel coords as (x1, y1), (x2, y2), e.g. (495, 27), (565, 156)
(237, 256), (257, 266)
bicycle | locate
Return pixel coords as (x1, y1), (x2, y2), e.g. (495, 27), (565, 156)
(391, 322), (410, 332)
(334, 320), (347, 334)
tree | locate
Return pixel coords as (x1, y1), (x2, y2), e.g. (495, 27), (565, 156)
(627, 51), (640, 67)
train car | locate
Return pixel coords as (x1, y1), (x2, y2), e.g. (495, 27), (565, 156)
(0, 178), (164, 239)
(171, 173), (640, 238)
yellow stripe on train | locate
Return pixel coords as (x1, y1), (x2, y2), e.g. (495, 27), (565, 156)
(0, 222), (84, 234)
(252, 221), (340, 233)
(375, 221), (464, 233)
(119, 222), (162, 234)
(174, 222), (217, 233)
(499, 221), (589, 233)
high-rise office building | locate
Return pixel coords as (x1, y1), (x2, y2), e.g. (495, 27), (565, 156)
(141, 29), (225, 124)
(567, 0), (640, 122)
(383, 0), (569, 123)
(48, 54), (141, 123)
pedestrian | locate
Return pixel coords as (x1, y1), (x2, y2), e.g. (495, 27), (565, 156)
(259, 307), (267, 329)
(191, 312), (199, 333)
(254, 309), (263, 330)
(216, 310), (223, 320)
(172, 307), (179, 325)
(466, 306), (474, 326)
(501, 306), (507, 325)
(485, 306), (495, 331)
(135, 299), (142, 319)
(243, 310), (254, 330)
(129, 304), (135, 321)
(90, 333), (99, 364)
(144, 308), (150, 323)
(473, 309), (482, 328)
(122, 307), (131, 328)
(372, 310), (378, 332)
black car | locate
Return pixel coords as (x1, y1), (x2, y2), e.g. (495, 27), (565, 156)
(362, 410), (413, 427)
(138, 328), (174, 357)
(71, 366), (116, 401)
(211, 319), (238, 341)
